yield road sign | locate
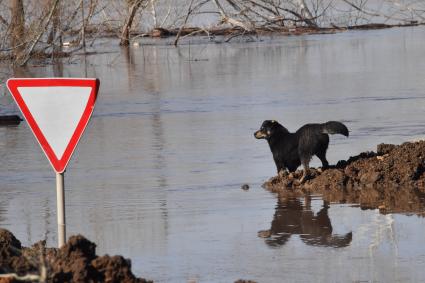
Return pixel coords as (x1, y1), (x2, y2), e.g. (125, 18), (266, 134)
(7, 78), (99, 173)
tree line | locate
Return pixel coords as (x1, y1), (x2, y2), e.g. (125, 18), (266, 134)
(0, 0), (424, 66)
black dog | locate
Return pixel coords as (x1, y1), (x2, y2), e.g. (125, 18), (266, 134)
(254, 120), (349, 182)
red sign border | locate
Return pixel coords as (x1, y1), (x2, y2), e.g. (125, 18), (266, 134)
(7, 78), (99, 173)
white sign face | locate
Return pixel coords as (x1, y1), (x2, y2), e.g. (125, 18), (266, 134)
(7, 78), (99, 173)
(18, 86), (92, 159)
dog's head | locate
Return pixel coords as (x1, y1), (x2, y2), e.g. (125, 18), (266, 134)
(254, 120), (284, 140)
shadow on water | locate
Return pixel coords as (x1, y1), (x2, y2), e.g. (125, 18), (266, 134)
(259, 196), (352, 248)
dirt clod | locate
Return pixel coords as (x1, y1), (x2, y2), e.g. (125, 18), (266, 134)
(0, 229), (37, 277)
(263, 140), (425, 214)
(0, 230), (152, 283)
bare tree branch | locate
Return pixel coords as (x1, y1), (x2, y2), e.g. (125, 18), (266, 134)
(212, 0), (254, 31)
(120, 0), (145, 46)
(174, 0), (195, 46)
(17, 0), (60, 66)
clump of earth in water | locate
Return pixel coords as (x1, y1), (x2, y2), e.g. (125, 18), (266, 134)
(263, 140), (425, 214)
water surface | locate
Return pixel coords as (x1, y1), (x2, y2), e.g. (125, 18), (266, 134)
(1, 26), (425, 282)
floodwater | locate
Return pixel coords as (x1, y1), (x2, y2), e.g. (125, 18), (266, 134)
(1, 26), (425, 282)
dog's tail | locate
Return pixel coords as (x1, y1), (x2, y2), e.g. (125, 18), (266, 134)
(321, 121), (349, 137)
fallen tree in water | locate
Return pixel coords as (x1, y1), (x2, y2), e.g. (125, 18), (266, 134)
(147, 21), (422, 39)
(263, 140), (425, 215)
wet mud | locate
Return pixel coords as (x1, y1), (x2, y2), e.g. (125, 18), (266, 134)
(263, 141), (425, 215)
(0, 229), (152, 283)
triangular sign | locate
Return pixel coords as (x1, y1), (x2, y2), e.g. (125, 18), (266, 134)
(7, 78), (99, 173)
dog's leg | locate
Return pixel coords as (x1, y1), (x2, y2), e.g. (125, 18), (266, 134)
(299, 160), (310, 183)
(316, 149), (329, 170)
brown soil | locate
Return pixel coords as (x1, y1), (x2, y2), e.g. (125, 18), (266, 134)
(263, 140), (425, 215)
(0, 229), (152, 283)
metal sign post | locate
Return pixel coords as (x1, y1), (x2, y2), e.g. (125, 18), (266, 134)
(7, 78), (99, 248)
(56, 172), (66, 247)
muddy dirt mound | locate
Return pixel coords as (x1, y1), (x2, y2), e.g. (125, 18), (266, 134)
(263, 140), (425, 214)
(0, 229), (38, 278)
(0, 229), (152, 283)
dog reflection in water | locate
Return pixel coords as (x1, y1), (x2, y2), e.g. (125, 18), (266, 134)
(258, 197), (352, 248)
